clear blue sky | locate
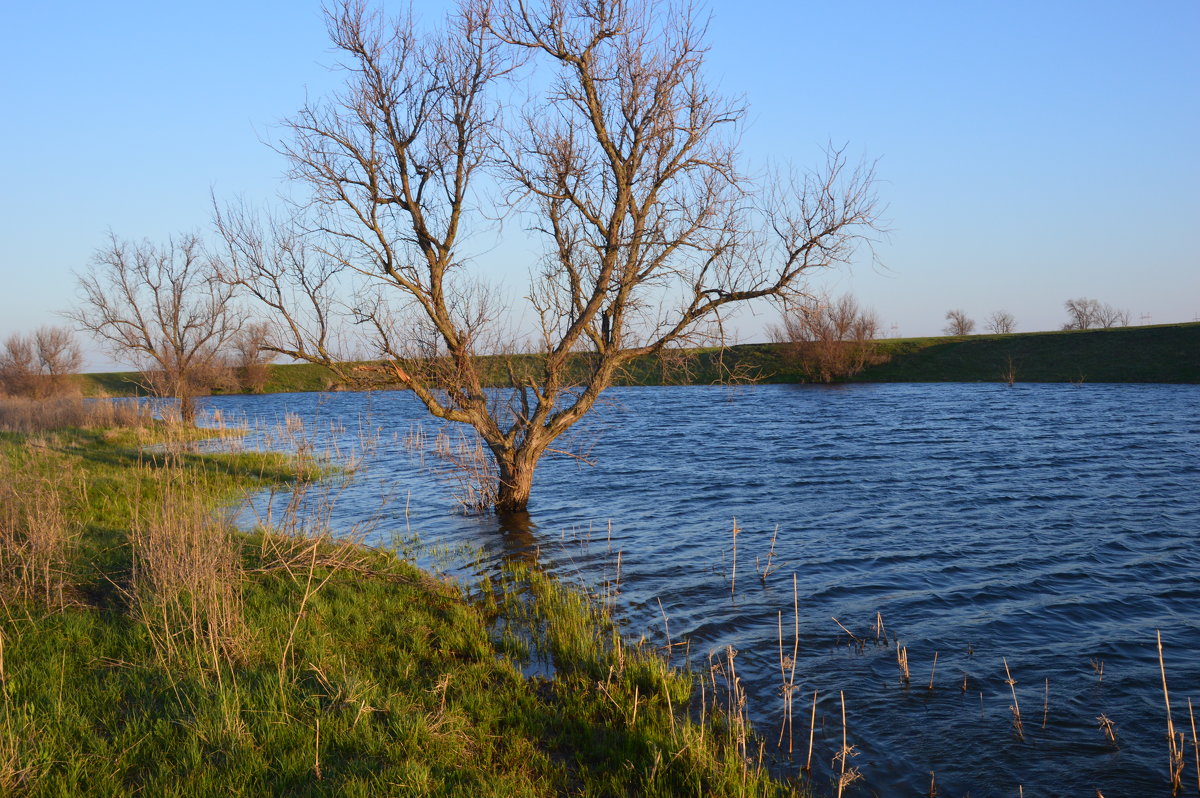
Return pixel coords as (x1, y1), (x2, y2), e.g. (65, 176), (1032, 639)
(2, 1), (1197, 368)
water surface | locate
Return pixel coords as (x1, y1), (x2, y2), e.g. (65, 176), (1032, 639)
(204, 383), (1200, 795)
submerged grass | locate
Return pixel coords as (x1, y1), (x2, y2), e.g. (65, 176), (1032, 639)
(0, 422), (805, 796)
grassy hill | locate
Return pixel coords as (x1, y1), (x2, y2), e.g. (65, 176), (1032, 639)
(79, 323), (1200, 396)
(858, 322), (1200, 383)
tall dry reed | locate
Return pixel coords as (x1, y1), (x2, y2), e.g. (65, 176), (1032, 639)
(834, 690), (862, 796)
(0, 395), (151, 434)
(0, 455), (81, 613)
(1157, 630), (1185, 792)
(404, 425), (497, 512)
(1003, 658), (1024, 739)
(129, 473), (246, 675)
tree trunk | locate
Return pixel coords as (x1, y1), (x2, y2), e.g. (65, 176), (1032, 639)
(494, 448), (541, 515)
(179, 392), (196, 426)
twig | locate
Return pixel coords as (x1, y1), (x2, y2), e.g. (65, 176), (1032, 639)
(657, 597), (672, 651)
(1098, 713), (1117, 745)
(543, 447), (596, 465)
(758, 524), (780, 584)
(832, 617), (862, 645)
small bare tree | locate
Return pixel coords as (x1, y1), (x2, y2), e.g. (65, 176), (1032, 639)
(0, 326), (83, 398)
(69, 233), (238, 424)
(770, 294), (883, 382)
(985, 310), (1016, 335)
(0, 333), (37, 397)
(1062, 298), (1129, 330)
(228, 321), (275, 393)
(217, 0), (880, 513)
(943, 309), (976, 336)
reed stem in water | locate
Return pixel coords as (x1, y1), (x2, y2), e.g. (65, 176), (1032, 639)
(1188, 698), (1199, 794)
(806, 689), (817, 772)
(1003, 658), (1023, 739)
(1158, 630), (1183, 792)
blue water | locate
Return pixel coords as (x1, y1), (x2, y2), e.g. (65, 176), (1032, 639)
(201, 383), (1200, 796)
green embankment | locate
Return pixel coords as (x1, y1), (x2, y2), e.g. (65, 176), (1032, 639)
(857, 323), (1200, 383)
(0, 422), (800, 797)
(79, 323), (1200, 395)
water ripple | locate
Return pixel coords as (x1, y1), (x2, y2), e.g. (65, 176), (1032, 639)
(203, 382), (1200, 796)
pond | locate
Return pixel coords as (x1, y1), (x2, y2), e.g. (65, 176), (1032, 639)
(201, 382), (1200, 796)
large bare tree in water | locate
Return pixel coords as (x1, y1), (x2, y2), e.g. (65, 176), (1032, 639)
(217, 0), (879, 514)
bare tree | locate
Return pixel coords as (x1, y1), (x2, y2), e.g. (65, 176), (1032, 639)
(228, 321), (275, 393)
(217, 0), (879, 514)
(0, 326), (83, 398)
(68, 233), (238, 424)
(1062, 298), (1129, 330)
(0, 333), (37, 397)
(985, 310), (1016, 335)
(943, 309), (976, 336)
(770, 294), (883, 382)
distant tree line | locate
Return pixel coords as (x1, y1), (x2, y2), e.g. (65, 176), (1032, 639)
(933, 297), (1131, 339)
(1061, 298), (1130, 330)
(0, 326), (82, 398)
(2, 237), (277, 419)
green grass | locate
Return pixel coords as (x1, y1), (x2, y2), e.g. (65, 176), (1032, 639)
(79, 363), (339, 397)
(0, 425), (805, 796)
(857, 322), (1200, 383)
(79, 323), (1199, 397)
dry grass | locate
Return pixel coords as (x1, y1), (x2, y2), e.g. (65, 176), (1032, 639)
(129, 473), (247, 674)
(0, 454), (82, 614)
(896, 641), (911, 685)
(0, 720), (35, 797)
(0, 395), (151, 434)
(1098, 713), (1117, 745)
(404, 424), (498, 513)
(433, 427), (498, 512)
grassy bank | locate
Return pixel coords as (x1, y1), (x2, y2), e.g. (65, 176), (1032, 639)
(79, 323), (1199, 397)
(857, 322), (1200, 383)
(0, 407), (802, 796)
